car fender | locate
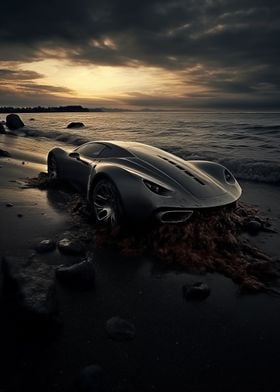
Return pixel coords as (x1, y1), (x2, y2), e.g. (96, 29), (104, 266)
(87, 163), (158, 219)
(188, 160), (233, 182)
(47, 147), (71, 177)
(188, 160), (242, 198)
(88, 163), (144, 197)
(47, 147), (68, 160)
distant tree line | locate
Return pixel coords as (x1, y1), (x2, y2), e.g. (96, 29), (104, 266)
(0, 105), (106, 113)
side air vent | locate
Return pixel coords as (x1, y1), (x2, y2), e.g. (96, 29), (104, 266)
(159, 156), (205, 186)
(157, 209), (193, 223)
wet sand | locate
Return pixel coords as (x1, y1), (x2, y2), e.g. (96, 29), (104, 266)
(1, 134), (280, 392)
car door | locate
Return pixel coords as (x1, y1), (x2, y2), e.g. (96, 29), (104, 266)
(67, 143), (106, 194)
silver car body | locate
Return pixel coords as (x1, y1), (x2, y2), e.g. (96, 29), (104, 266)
(48, 140), (242, 223)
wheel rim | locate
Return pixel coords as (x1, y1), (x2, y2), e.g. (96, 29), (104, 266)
(48, 157), (58, 179)
(93, 181), (120, 226)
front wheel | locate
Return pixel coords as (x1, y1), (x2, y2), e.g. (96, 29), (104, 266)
(92, 178), (123, 228)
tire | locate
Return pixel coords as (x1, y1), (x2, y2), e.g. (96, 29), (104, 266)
(48, 155), (60, 179)
(92, 178), (123, 228)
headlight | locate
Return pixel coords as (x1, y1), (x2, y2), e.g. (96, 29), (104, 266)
(143, 180), (172, 196)
(224, 169), (235, 184)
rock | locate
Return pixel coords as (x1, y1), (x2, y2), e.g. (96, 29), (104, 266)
(17, 213), (23, 218)
(76, 364), (110, 392)
(0, 149), (11, 157)
(0, 258), (3, 299)
(6, 114), (25, 130)
(0, 123), (6, 134)
(245, 220), (262, 235)
(67, 122), (85, 129)
(56, 254), (95, 289)
(183, 282), (210, 300)
(35, 239), (56, 253)
(105, 316), (136, 341)
(2, 256), (57, 320)
(6, 203), (13, 207)
(57, 238), (86, 255)
(29, 118), (35, 121)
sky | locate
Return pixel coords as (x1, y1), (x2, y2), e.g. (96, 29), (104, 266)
(0, 0), (280, 110)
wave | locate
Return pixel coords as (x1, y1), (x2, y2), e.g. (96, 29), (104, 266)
(4, 126), (280, 185)
(20, 127), (90, 146)
(218, 159), (280, 185)
(180, 152), (280, 185)
(243, 124), (280, 133)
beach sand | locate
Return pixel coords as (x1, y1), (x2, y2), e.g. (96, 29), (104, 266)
(1, 134), (280, 392)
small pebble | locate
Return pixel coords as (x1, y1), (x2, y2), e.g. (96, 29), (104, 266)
(35, 239), (56, 253)
(17, 213), (23, 218)
(58, 238), (85, 255)
(56, 255), (95, 289)
(105, 316), (136, 341)
(6, 203), (13, 207)
(183, 282), (210, 300)
(76, 364), (110, 392)
(245, 220), (262, 235)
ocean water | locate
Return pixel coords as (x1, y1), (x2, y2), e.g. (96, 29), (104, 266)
(2, 111), (280, 184)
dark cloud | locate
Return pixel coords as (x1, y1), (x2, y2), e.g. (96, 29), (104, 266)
(1, 0), (279, 66)
(16, 83), (73, 94)
(119, 90), (280, 111)
(1, 0), (280, 108)
(0, 69), (43, 80)
(0, 75), (74, 106)
(0, 87), (72, 107)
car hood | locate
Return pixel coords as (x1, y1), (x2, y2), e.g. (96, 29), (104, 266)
(116, 146), (239, 205)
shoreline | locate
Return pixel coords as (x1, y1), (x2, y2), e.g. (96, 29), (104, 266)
(1, 134), (280, 391)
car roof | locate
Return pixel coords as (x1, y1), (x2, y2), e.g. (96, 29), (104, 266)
(97, 140), (162, 156)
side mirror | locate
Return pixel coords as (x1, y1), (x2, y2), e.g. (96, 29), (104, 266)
(69, 152), (80, 159)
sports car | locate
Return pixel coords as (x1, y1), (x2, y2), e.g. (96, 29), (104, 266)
(47, 141), (242, 226)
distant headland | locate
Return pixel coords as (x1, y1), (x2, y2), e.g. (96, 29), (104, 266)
(0, 105), (133, 113)
(0, 105), (97, 113)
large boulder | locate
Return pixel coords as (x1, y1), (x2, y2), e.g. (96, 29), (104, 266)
(2, 256), (57, 321)
(0, 149), (11, 157)
(0, 258), (3, 300)
(0, 123), (6, 134)
(67, 122), (85, 129)
(6, 114), (25, 130)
